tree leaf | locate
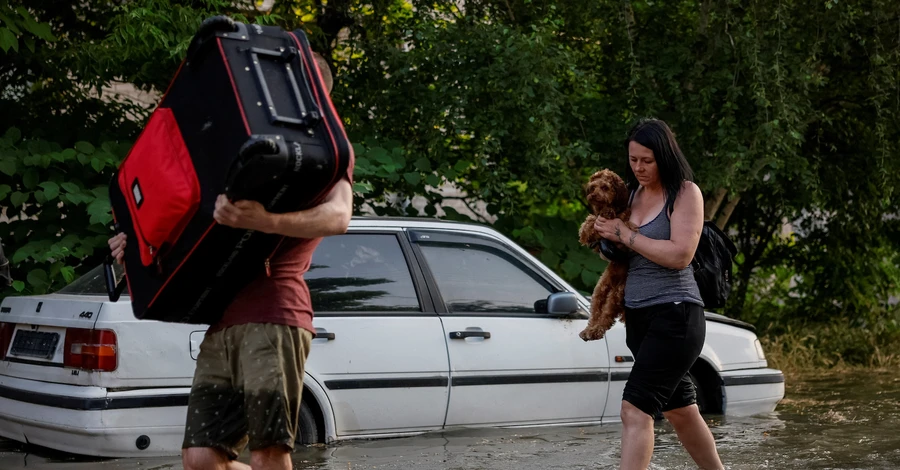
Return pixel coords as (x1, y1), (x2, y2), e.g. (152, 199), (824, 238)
(61, 182), (80, 193)
(39, 181), (60, 200)
(415, 157), (432, 171)
(454, 160), (471, 172)
(75, 141), (95, 155)
(60, 266), (76, 284)
(22, 169), (39, 189)
(0, 13), (21, 34)
(0, 27), (18, 53)
(0, 184), (10, 201)
(561, 259), (581, 278)
(403, 172), (421, 185)
(352, 182), (373, 194)
(0, 158), (15, 176)
(87, 197), (112, 225)
(391, 147), (406, 166)
(26, 269), (49, 290)
(12, 280), (25, 292)
(369, 147), (392, 165)
(540, 251), (560, 267)
(10, 191), (27, 207)
(581, 270), (600, 287)
(91, 157), (105, 172)
(3, 127), (21, 143)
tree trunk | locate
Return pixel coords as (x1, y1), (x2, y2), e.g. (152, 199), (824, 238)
(715, 194), (741, 229)
(704, 187), (727, 221)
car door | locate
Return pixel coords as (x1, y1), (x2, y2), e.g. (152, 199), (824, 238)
(302, 230), (451, 436)
(408, 229), (611, 427)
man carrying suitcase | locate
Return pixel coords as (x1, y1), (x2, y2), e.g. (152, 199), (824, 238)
(109, 52), (353, 470)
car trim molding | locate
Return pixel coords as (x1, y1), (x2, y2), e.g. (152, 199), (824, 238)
(324, 376), (449, 390)
(722, 373), (785, 386)
(452, 372), (608, 386)
(0, 385), (189, 411)
(610, 371), (631, 382)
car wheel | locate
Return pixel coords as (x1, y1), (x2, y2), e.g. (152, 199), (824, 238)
(690, 373), (708, 414)
(295, 400), (320, 445)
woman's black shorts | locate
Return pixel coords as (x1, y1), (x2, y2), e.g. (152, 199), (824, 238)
(621, 301), (706, 417)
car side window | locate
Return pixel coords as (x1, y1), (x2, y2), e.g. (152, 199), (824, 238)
(306, 234), (421, 312)
(417, 242), (555, 314)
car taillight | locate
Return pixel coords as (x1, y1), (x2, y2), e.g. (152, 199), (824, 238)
(0, 322), (14, 361)
(64, 328), (117, 372)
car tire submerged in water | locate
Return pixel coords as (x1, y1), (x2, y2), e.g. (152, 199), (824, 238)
(690, 373), (708, 413)
(296, 400), (319, 445)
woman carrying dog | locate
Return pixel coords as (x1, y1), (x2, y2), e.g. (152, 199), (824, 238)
(592, 118), (724, 470)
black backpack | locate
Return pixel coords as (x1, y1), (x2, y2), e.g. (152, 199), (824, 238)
(690, 221), (738, 309)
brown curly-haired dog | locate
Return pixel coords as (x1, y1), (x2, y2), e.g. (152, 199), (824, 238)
(577, 169), (636, 341)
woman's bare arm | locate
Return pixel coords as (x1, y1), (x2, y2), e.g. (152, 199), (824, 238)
(595, 181), (703, 270)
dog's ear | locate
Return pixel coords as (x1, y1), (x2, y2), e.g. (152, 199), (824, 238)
(585, 172), (599, 197)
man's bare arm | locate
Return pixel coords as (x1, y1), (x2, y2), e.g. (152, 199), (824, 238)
(267, 178), (353, 239)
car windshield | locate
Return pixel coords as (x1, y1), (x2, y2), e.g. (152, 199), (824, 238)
(55, 263), (128, 296)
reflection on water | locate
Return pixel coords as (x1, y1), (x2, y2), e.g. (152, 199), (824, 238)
(2, 370), (899, 469)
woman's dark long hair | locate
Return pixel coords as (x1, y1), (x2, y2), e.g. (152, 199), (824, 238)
(623, 118), (695, 214)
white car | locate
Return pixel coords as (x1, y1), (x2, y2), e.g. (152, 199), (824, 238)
(0, 217), (784, 457)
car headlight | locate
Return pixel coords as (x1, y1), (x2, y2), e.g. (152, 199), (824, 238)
(754, 339), (766, 360)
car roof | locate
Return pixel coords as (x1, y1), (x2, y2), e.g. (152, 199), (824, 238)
(347, 215), (499, 235)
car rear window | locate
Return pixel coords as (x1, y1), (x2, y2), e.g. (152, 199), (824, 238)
(56, 264), (126, 296)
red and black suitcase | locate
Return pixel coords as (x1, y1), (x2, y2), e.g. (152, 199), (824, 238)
(104, 16), (353, 325)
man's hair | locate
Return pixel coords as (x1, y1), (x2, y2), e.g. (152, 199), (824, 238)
(311, 52), (333, 94)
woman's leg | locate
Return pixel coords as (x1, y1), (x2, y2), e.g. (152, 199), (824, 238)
(662, 404), (723, 470)
(620, 400), (655, 470)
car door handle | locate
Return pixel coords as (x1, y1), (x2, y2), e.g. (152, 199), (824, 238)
(449, 330), (491, 340)
(314, 328), (335, 340)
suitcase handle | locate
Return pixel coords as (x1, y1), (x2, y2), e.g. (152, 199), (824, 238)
(186, 15), (239, 65)
(248, 45), (321, 129)
(104, 254), (127, 303)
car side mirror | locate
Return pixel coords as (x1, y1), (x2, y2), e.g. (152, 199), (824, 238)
(534, 292), (579, 318)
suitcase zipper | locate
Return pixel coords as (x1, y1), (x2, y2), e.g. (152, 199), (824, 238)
(264, 236), (286, 277)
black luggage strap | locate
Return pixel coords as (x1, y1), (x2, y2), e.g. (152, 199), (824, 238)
(104, 254), (127, 302)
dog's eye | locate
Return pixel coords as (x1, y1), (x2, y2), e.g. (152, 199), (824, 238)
(601, 185), (609, 191)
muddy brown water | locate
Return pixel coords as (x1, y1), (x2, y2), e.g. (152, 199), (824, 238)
(1, 370), (898, 469)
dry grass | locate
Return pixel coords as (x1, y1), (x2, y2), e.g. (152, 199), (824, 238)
(760, 322), (900, 381)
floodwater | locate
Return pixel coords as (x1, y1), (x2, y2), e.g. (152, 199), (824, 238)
(1, 370), (899, 469)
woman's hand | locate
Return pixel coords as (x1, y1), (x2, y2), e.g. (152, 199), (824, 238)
(594, 216), (634, 245)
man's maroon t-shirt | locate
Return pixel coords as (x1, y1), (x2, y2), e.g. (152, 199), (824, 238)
(210, 160), (354, 336)
(211, 236), (323, 335)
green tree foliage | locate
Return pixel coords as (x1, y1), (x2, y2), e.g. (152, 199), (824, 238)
(1, 0), (898, 333)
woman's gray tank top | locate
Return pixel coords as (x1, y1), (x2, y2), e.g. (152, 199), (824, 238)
(624, 192), (704, 309)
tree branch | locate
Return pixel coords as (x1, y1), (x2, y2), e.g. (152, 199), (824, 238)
(704, 187), (727, 221)
(715, 194), (741, 229)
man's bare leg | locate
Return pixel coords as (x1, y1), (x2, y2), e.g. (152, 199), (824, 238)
(249, 445), (292, 470)
(183, 447), (251, 470)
